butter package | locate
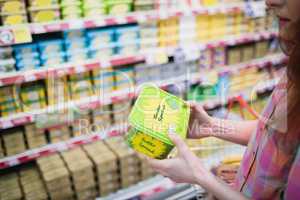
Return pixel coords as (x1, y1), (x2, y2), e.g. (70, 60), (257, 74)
(0, 0), (26, 14)
(105, 0), (133, 15)
(20, 83), (47, 112)
(1, 13), (28, 25)
(28, 5), (60, 22)
(127, 85), (190, 159)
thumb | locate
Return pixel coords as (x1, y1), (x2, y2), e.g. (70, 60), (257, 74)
(168, 132), (189, 156)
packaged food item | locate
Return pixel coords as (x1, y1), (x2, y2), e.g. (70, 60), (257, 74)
(48, 125), (71, 143)
(0, 86), (22, 117)
(29, 0), (58, 7)
(72, 111), (91, 136)
(61, 148), (97, 200)
(127, 85), (190, 159)
(105, 0), (133, 15)
(28, 5), (60, 22)
(91, 105), (112, 130)
(0, 173), (22, 200)
(112, 100), (131, 124)
(60, 0), (82, 19)
(0, 58), (16, 73)
(69, 72), (94, 100)
(14, 44), (41, 71)
(134, 0), (154, 11)
(19, 167), (48, 200)
(1, 13), (27, 25)
(24, 123), (47, 149)
(2, 127), (26, 156)
(46, 76), (69, 105)
(37, 154), (73, 200)
(105, 136), (141, 188)
(20, 83), (47, 112)
(83, 141), (120, 196)
(114, 66), (135, 91)
(0, 0), (26, 14)
(92, 68), (115, 95)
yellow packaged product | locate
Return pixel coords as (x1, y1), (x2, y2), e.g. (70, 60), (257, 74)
(126, 85), (190, 159)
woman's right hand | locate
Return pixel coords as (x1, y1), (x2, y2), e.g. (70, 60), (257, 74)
(188, 102), (214, 139)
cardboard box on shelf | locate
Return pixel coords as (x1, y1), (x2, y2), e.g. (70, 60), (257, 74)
(37, 154), (73, 200)
(82, 141), (120, 196)
(61, 148), (96, 197)
(2, 127), (26, 156)
(0, 173), (22, 200)
(48, 125), (71, 143)
(19, 166), (48, 200)
(24, 123), (47, 149)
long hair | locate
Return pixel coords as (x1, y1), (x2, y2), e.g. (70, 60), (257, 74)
(282, 19), (300, 142)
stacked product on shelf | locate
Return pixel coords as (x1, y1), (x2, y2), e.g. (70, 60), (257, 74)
(19, 166), (48, 200)
(112, 100), (132, 124)
(38, 39), (65, 66)
(61, 148), (97, 200)
(0, 86), (22, 117)
(133, 0), (155, 11)
(28, 0), (60, 23)
(158, 17), (179, 47)
(37, 154), (74, 200)
(91, 105), (112, 130)
(114, 66), (135, 90)
(0, 173), (22, 200)
(24, 123), (47, 149)
(2, 127), (26, 156)
(105, 0), (133, 15)
(72, 110), (92, 136)
(105, 136), (141, 188)
(87, 28), (115, 59)
(0, 0), (28, 25)
(139, 21), (158, 52)
(69, 72), (94, 100)
(0, 47), (15, 73)
(115, 25), (140, 56)
(82, 0), (105, 18)
(92, 68), (115, 95)
(64, 30), (89, 62)
(48, 125), (71, 143)
(60, 0), (82, 19)
(20, 82), (47, 112)
(83, 141), (120, 196)
(46, 76), (69, 105)
(13, 44), (41, 71)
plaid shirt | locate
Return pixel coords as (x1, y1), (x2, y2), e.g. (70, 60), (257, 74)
(234, 73), (300, 199)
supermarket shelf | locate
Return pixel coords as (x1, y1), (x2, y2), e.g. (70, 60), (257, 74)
(0, 55), (145, 87)
(0, 3), (246, 46)
(0, 53), (286, 130)
(0, 124), (126, 170)
(0, 30), (278, 87)
(0, 77), (279, 169)
(97, 175), (175, 200)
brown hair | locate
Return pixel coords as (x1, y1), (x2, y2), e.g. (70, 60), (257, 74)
(285, 20), (300, 138)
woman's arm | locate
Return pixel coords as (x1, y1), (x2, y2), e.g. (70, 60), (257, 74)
(188, 103), (257, 146)
(209, 118), (257, 146)
(200, 172), (248, 200)
(147, 133), (249, 200)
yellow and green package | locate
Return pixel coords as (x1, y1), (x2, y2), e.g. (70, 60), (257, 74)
(126, 85), (190, 159)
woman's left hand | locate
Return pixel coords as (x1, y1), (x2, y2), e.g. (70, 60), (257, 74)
(146, 133), (212, 185)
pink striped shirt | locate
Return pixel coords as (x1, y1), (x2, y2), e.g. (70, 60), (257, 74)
(234, 73), (300, 199)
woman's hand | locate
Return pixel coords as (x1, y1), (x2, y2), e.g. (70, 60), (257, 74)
(146, 133), (213, 185)
(188, 102), (214, 139)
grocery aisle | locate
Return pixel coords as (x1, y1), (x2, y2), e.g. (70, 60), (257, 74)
(0, 0), (286, 200)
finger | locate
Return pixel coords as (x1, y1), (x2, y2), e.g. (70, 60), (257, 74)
(168, 133), (190, 156)
(146, 157), (170, 171)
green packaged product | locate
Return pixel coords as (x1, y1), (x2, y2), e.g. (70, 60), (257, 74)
(127, 85), (190, 159)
